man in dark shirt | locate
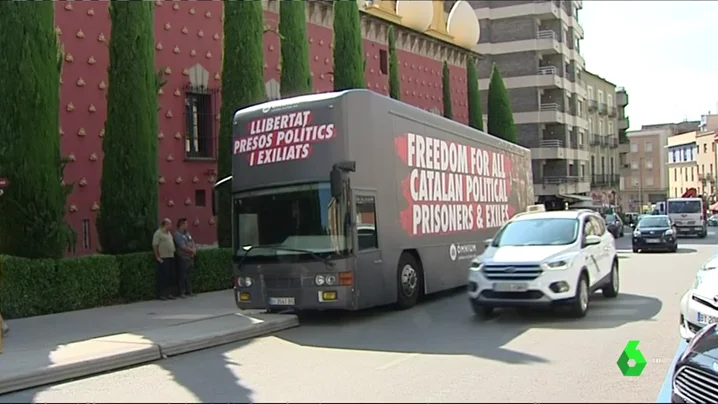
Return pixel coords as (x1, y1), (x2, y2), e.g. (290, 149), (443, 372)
(173, 218), (197, 298)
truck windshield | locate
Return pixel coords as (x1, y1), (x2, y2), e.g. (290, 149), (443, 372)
(233, 183), (351, 261)
(492, 218), (579, 247)
(668, 200), (702, 214)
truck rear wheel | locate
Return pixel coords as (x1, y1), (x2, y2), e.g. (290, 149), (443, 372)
(396, 253), (423, 310)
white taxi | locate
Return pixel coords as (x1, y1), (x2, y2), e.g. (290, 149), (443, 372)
(680, 255), (718, 340)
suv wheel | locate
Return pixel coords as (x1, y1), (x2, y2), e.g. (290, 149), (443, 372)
(602, 260), (619, 298)
(569, 273), (589, 318)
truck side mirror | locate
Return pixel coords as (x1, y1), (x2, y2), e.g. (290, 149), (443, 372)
(330, 167), (343, 198)
(212, 188), (218, 216)
(212, 176), (233, 216)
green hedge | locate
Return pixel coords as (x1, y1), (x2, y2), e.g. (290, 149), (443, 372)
(0, 248), (232, 319)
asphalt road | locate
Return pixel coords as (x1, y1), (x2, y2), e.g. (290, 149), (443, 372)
(3, 232), (717, 403)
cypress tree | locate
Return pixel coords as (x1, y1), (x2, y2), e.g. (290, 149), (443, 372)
(0, 2), (67, 258)
(442, 61), (452, 119)
(466, 56), (483, 131)
(388, 26), (400, 100)
(487, 63), (517, 143)
(333, 0), (365, 90)
(279, 0), (312, 97)
(97, 1), (158, 254)
(216, 0), (265, 247)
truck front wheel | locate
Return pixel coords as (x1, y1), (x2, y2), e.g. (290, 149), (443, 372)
(396, 253), (423, 310)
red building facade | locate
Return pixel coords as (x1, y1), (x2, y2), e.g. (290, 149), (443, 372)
(55, 0), (473, 255)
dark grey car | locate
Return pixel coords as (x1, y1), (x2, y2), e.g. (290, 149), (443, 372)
(605, 213), (624, 238)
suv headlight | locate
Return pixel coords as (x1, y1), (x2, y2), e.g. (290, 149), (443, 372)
(541, 260), (570, 271)
(469, 261), (483, 271)
(633, 230), (641, 237)
(665, 229), (674, 236)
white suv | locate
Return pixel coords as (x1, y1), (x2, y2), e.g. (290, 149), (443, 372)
(679, 255), (718, 341)
(468, 209), (619, 318)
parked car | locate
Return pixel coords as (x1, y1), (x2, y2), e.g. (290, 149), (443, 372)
(632, 215), (677, 253)
(604, 213), (624, 238)
(671, 323), (718, 403)
(680, 255), (718, 341)
(708, 214), (718, 227)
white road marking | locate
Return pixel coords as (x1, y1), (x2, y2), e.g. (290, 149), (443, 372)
(376, 353), (419, 370)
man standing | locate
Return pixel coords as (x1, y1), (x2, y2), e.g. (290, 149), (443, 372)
(174, 218), (196, 298)
(152, 218), (176, 300)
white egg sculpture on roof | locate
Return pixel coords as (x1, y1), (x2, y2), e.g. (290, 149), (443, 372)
(395, 0), (434, 32)
(447, 0), (480, 48)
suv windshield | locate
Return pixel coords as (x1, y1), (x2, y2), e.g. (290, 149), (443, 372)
(638, 216), (670, 228)
(233, 183), (351, 261)
(492, 218), (579, 247)
(668, 200), (702, 214)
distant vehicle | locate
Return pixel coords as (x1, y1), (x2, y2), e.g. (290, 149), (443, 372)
(604, 213), (624, 238)
(680, 256), (718, 341)
(468, 207), (619, 319)
(667, 197), (707, 238)
(708, 214), (718, 227)
(671, 323), (718, 403)
(222, 89), (535, 313)
(631, 215), (677, 253)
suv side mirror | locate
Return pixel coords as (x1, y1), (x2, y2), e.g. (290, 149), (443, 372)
(583, 235), (602, 247)
(484, 238), (493, 247)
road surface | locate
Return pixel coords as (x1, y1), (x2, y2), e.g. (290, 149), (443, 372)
(3, 232), (715, 403)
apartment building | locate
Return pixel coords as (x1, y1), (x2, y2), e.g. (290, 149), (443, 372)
(695, 131), (718, 198)
(470, 0), (588, 207)
(620, 127), (672, 212)
(667, 131), (699, 198)
(583, 70), (620, 205)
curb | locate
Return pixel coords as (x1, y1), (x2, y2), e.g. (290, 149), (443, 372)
(0, 314), (299, 396)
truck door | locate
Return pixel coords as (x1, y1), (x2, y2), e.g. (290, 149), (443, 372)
(354, 193), (384, 305)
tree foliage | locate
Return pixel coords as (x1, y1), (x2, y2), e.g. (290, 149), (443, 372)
(466, 56), (483, 131)
(487, 63), (517, 143)
(279, 0), (312, 97)
(333, 0), (365, 91)
(388, 26), (400, 100)
(216, 0), (266, 247)
(97, 1), (158, 254)
(0, 2), (68, 258)
(441, 61), (452, 119)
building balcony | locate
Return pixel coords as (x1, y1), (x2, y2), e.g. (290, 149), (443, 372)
(617, 87), (629, 107)
(591, 174), (608, 187)
(618, 116), (630, 130)
(474, 1), (560, 21)
(609, 137), (619, 148)
(513, 103), (566, 125)
(535, 176), (591, 196)
(478, 65), (562, 90)
(532, 139), (590, 162)
(588, 99), (598, 112)
(608, 106), (617, 117)
(600, 136), (610, 147)
(589, 134), (601, 146)
(475, 30), (561, 55)
(598, 102), (608, 115)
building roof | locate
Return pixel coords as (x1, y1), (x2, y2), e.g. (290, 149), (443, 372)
(583, 70), (617, 87)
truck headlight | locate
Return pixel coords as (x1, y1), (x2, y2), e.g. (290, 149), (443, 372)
(541, 260), (570, 271)
(315, 274), (325, 286)
(238, 277), (253, 287)
(325, 275), (337, 285)
(469, 262), (483, 271)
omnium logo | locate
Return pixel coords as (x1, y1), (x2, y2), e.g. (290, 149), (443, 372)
(449, 243), (478, 261)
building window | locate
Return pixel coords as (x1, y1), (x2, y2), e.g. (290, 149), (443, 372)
(356, 195), (378, 250)
(645, 142), (653, 153)
(82, 219), (91, 251)
(645, 159), (653, 169)
(598, 90), (604, 103)
(379, 49), (388, 75)
(674, 169), (677, 181)
(646, 177), (654, 186)
(577, 101), (583, 117)
(608, 122), (613, 136)
(598, 120), (604, 135)
(587, 86), (594, 100)
(184, 85), (218, 160)
(631, 143), (638, 153)
(632, 177), (639, 186)
(607, 94), (613, 107)
(195, 189), (207, 207)
(588, 118), (593, 133)
(580, 163), (586, 177)
(631, 161), (638, 169)
(704, 144), (708, 153)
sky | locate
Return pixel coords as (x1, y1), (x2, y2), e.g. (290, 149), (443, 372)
(579, 1), (718, 130)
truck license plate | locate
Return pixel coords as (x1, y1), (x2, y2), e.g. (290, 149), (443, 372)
(268, 297), (295, 306)
(698, 312), (718, 324)
(493, 282), (528, 292)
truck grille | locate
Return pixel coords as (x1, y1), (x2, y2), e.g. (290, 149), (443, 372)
(674, 366), (718, 403)
(482, 265), (542, 281)
(262, 274), (301, 289)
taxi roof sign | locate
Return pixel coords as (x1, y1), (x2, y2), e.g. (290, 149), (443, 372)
(526, 204), (546, 213)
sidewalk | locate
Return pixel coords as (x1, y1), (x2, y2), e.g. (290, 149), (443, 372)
(0, 290), (298, 395)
